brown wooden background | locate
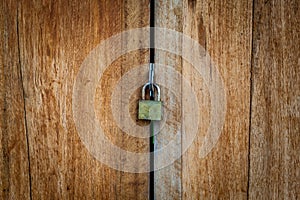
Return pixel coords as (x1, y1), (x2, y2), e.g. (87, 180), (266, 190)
(1, 0), (299, 199)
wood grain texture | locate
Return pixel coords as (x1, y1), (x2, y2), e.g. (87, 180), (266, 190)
(0, 1), (31, 199)
(155, 0), (183, 199)
(1, 0), (299, 199)
(249, 0), (300, 199)
(117, 0), (149, 199)
(182, 0), (252, 199)
(17, 0), (149, 199)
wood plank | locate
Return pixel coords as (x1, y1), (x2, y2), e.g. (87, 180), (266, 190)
(249, 0), (300, 199)
(181, 0), (252, 199)
(155, 0), (183, 199)
(18, 0), (149, 199)
(118, 0), (149, 199)
(0, 1), (31, 199)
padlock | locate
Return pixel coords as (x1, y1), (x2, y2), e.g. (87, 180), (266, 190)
(138, 82), (162, 121)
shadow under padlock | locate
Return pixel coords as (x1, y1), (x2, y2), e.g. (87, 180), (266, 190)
(138, 82), (163, 121)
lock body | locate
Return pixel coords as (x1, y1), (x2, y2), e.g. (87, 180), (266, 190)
(138, 100), (162, 121)
(138, 82), (162, 121)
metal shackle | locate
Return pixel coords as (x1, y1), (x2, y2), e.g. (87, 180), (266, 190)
(142, 82), (161, 101)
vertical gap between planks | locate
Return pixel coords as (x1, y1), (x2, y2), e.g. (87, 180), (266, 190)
(16, 4), (32, 200)
(247, 0), (255, 199)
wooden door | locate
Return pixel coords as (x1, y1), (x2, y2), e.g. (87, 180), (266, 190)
(1, 0), (299, 199)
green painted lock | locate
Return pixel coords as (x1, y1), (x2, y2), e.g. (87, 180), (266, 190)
(138, 83), (162, 121)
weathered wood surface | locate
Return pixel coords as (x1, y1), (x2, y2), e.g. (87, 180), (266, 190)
(249, 0), (300, 199)
(181, 0), (252, 199)
(17, 0), (149, 199)
(0, 1), (31, 199)
(154, 0), (183, 199)
(0, 0), (299, 199)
